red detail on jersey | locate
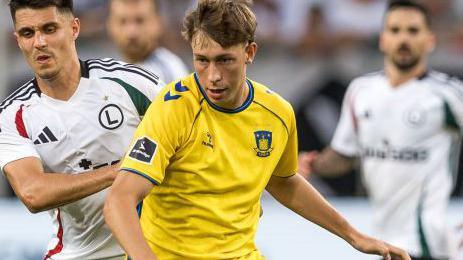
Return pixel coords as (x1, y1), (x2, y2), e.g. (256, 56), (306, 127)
(15, 105), (29, 138)
(44, 209), (64, 259)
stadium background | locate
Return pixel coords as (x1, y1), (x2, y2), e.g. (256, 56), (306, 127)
(0, 0), (462, 259)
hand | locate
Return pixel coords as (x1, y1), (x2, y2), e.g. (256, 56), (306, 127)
(350, 232), (410, 260)
(298, 151), (319, 179)
(106, 160), (123, 183)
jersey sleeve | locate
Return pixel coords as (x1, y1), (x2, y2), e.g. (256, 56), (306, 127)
(330, 81), (360, 157)
(440, 77), (463, 133)
(272, 103), (298, 178)
(0, 109), (40, 172)
(120, 84), (190, 185)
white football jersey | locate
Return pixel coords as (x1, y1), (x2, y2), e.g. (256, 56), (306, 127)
(331, 71), (462, 258)
(0, 58), (163, 259)
(138, 47), (189, 85)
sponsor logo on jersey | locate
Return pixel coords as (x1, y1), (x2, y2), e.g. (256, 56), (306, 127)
(128, 137), (157, 164)
(201, 132), (214, 149)
(99, 104), (124, 130)
(253, 130), (273, 157)
(33, 127), (58, 145)
(362, 146), (428, 162)
(78, 158), (120, 170)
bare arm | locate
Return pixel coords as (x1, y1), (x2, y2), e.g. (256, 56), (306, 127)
(299, 147), (357, 178)
(4, 157), (118, 213)
(266, 174), (410, 260)
(104, 170), (157, 260)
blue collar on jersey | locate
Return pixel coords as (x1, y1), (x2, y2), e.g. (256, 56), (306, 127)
(194, 73), (254, 114)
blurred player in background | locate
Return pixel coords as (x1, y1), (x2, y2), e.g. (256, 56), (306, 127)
(104, 0), (410, 259)
(107, 0), (189, 84)
(299, 1), (463, 259)
(0, 0), (163, 259)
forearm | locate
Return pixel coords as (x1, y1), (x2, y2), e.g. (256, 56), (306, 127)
(104, 172), (157, 260)
(5, 158), (118, 213)
(312, 147), (357, 177)
(105, 193), (156, 260)
(266, 174), (359, 244)
(35, 166), (116, 211)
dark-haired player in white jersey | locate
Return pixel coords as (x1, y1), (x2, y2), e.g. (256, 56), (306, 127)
(0, 1), (162, 259)
(299, 1), (462, 259)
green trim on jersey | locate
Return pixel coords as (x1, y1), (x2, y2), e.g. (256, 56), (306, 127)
(102, 77), (151, 116)
(417, 203), (431, 258)
(444, 101), (459, 130)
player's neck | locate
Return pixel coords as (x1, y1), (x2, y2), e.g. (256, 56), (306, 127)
(36, 58), (81, 101)
(385, 61), (427, 88)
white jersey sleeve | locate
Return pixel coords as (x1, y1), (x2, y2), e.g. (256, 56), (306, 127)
(432, 73), (463, 133)
(0, 104), (40, 172)
(331, 79), (361, 157)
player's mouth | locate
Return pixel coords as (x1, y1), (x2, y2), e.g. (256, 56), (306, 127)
(36, 55), (52, 64)
(206, 88), (227, 100)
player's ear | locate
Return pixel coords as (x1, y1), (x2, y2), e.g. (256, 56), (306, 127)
(71, 17), (80, 40)
(378, 32), (385, 53)
(245, 42), (257, 64)
(427, 32), (436, 53)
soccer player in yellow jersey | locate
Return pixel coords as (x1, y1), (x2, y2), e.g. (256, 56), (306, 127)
(104, 1), (411, 259)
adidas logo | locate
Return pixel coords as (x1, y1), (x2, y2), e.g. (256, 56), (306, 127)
(33, 127), (58, 145)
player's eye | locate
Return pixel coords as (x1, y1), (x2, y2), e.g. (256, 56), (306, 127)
(408, 27), (419, 35)
(195, 57), (208, 64)
(389, 27), (400, 34)
(43, 25), (57, 34)
(218, 58), (233, 64)
(19, 29), (34, 38)
(135, 17), (145, 25)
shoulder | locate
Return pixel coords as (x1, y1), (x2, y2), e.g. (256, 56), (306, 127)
(154, 48), (186, 66)
(425, 70), (463, 88)
(344, 71), (385, 98)
(152, 48), (189, 76)
(251, 80), (295, 127)
(83, 58), (164, 100)
(0, 79), (40, 118)
(149, 73), (202, 122)
(84, 58), (163, 87)
(349, 71), (384, 87)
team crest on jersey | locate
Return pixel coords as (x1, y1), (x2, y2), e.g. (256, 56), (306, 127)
(253, 131), (273, 157)
(99, 104), (124, 130)
(128, 137), (157, 164)
(404, 107), (426, 128)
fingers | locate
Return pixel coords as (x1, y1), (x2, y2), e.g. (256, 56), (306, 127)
(298, 151), (319, 178)
(386, 243), (410, 260)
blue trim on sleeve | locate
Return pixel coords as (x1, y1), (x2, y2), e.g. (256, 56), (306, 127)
(194, 73), (254, 113)
(121, 168), (160, 185)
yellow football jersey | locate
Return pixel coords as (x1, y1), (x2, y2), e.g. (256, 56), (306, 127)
(121, 73), (297, 260)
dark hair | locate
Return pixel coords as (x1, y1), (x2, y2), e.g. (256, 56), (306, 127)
(9, 0), (74, 21)
(182, 0), (257, 48)
(386, 0), (431, 27)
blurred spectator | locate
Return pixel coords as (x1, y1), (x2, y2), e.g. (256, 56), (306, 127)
(107, 0), (189, 84)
